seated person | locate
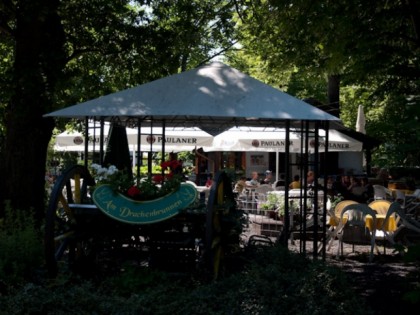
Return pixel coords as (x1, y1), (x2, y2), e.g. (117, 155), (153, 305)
(261, 170), (273, 185)
(234, 176), (247, 194)
(332, 175), (348, 197)
(347, 176), (361, 193)
(205, 174), (214, 188)
(289, 174), (301, 189)
(274, 174), (286, 188)
(348, 177), (369, 202)
(306, 170), (323, 190)
(247, 171), (260, 187)
(326, 176), (334, 198)
(307, 171), (315, 187)
(341, 175), (351, 189)
(361, 177), (374, 202)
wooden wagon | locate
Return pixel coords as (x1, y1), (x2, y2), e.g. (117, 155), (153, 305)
(44, 161), (241, 278)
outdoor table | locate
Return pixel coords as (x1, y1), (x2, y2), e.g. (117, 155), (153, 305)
(196, 186), (209, 192)
(328, 214), (397, 232)
(268, 189), (324, 198)
(365, 214), (397, 232)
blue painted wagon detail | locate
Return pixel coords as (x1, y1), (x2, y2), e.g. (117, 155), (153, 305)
(92, 183), (197, 224)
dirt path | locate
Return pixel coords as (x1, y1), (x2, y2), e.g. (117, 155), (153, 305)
(291, 239), (419, 315)
(326, 254), (418, 315)
(243, 228), (419, 315)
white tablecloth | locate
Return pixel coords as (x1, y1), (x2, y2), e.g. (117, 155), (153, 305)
(268, 189), (324, 198)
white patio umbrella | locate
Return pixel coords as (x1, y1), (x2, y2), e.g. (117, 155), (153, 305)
(209, 127), (301, 152)
(208, 127), (363, 153)
(207, 126), (363, 182)
(356, 105), (366, 134)
(314, 129), (363, 152)
(54, 126), (213, 153)
(53, 124), (135, 152)
(126, 127), (214, 152)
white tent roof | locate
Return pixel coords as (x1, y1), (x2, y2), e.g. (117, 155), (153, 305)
(44, 62), (341, 134)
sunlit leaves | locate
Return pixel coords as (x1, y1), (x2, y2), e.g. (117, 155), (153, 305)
(228, 0), (419, 167)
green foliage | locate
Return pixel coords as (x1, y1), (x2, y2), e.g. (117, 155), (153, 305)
(0, 204), (43, 287)
(0, 246), (372, 315)
(259, 194), (303, 216)
(0, 0), (239, 217)
(229, 0), (420, 169)
(340, 83), (420, 167)
(176, 151), (195, 166)
(400, 244), (420, 305)
(259, 192), (279, 211)
(330, 194), (345, 210)
(105, 265), (170, 297)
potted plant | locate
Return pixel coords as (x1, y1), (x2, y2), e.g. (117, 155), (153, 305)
(259, 193), (288, 219)
(258, 193), (279, 218)
(259, 194), (309, 221)
(276, 194), (286, 221)
(276, 196), (302, 222)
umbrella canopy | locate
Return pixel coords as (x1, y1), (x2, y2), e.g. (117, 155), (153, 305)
(356, 105), (366, 134)
(208, 127), (363, 152)
(210, 127), (299, 152)
(314, 129), (363, 152)
(44, 62), (341, 134)
(54, 126), (213, 152)
(127, 127), (213, 152)
(53, 123), (135, 152)
(55, 126), (362, 153)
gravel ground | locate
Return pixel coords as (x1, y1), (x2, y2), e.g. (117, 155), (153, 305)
(322, 245), (419, 315)
(242, 222), (419, 315)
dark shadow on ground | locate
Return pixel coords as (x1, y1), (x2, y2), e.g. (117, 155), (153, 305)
(325, 252), (418, 315)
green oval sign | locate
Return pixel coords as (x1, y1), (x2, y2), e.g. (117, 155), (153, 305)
(92, 183), (198, 224)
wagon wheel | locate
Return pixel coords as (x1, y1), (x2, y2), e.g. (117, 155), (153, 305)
(205, 171), (238, 280)
(44, 165), (96, 277)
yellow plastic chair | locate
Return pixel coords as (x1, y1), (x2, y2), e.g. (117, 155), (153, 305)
(326, 200), (359, 251)
(368, 199), (393, 253)
(335, 203), (377, 263)
(382, 202), (420, 246)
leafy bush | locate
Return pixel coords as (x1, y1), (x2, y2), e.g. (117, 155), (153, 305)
(0, 245), (373, 315)
(0, 203), (43, 287)
(401, 244), (420, 305)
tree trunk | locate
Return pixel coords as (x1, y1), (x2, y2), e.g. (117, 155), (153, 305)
(0, 0), (65, 221)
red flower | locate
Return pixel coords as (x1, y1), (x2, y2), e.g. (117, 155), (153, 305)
(161, 159), (183, 172)
(170, 160), (182, 169)
(160, 161), (171, 170)
(153, 174), (164, 183)
(127, 186), (141, 197)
